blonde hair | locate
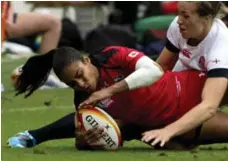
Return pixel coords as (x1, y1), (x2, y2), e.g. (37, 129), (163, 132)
(217, 2), (228, 19)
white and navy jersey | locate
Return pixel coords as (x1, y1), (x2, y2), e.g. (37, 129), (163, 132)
(166, 16), (228, 78)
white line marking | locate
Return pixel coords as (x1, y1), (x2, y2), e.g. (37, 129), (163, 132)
(1, 105), (74, 113)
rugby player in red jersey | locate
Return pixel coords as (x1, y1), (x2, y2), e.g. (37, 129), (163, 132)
(8, 46), (228, 149)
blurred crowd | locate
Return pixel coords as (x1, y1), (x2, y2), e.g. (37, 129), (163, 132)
(2, 1), (228, 59)
(1, 1), (228, 91)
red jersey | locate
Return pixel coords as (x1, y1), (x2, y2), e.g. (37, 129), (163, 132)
(95, 46), (207, 128)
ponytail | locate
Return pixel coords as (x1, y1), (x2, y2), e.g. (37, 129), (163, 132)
(16, 49), (55, 97)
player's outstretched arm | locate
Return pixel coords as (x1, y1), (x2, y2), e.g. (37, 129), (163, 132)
(142, 77), (228, 147)
(165, 77), (228, 137)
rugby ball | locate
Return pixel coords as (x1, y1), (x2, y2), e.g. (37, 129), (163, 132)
(78, 107), (122, 150)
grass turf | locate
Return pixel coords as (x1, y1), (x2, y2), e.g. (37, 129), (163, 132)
(1, 58), (228, 161)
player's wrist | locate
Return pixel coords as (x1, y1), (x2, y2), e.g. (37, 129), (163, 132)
(163, 125), (177, 138)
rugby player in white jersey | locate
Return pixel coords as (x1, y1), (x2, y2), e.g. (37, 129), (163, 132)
(141, 1), (228, 147)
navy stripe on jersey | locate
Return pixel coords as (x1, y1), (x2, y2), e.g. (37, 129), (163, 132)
(89, 48), (120, 68)
(208, 68), (228, 78)
(165, 38), (180, 54)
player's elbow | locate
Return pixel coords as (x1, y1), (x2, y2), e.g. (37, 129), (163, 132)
(207, 106), (217, 118)
(145, 67), (164, 86)
(148, 65), (164, 80)
(202, 102), (217, 119)
(155, 68), (164, 78)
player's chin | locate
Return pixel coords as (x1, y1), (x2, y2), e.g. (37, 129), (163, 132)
(180, 30), (192, 39)
(180, 33), (189, 39)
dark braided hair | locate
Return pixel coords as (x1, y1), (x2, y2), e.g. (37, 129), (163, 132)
(16, 46), (119, 98)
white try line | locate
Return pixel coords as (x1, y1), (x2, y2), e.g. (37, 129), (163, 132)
(1, 105), (74, 113)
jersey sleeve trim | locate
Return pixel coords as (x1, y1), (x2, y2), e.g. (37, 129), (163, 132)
(165, 38), (180, 54)
(208, 68), (228, 78)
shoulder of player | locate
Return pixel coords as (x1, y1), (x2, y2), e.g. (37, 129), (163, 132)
(99, 46), (122, 60)
(102, 46), (124, 53)
(168, 16), (180, 33)
(103, 46), (137, 52)
(103, 46), (145, 57)
(210, 19), (228, 42)
(167, 16), (182, 47)
(201, 20), (228, 53)
(208, 31), (228, 52)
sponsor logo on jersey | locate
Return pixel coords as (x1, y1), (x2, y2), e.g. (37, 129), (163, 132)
(182, 49), (192, 58)
(99, 98), (114, 109)
(198, 56), (207, 71)
(199, 72), (206, 77)
(98, 81), (114, 108)
(104, 81), (109, 88)
(128, 51), (139, 58)
(175, 76), (181, 97)
(114, 74), (124, 82)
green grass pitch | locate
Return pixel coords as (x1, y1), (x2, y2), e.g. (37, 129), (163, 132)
(1, 58), (228, 161)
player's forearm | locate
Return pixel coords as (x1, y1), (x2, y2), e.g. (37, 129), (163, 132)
(166, 77), (227, 137)
(106, 69), (163, 95)
(156, 47), (178, 72)
(125, 67), (163, 90)
(165, 102), (217, 137)
(106, 80), (129, 96)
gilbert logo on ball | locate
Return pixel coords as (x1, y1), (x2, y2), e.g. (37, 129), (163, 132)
(78, 107), (122, 150)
